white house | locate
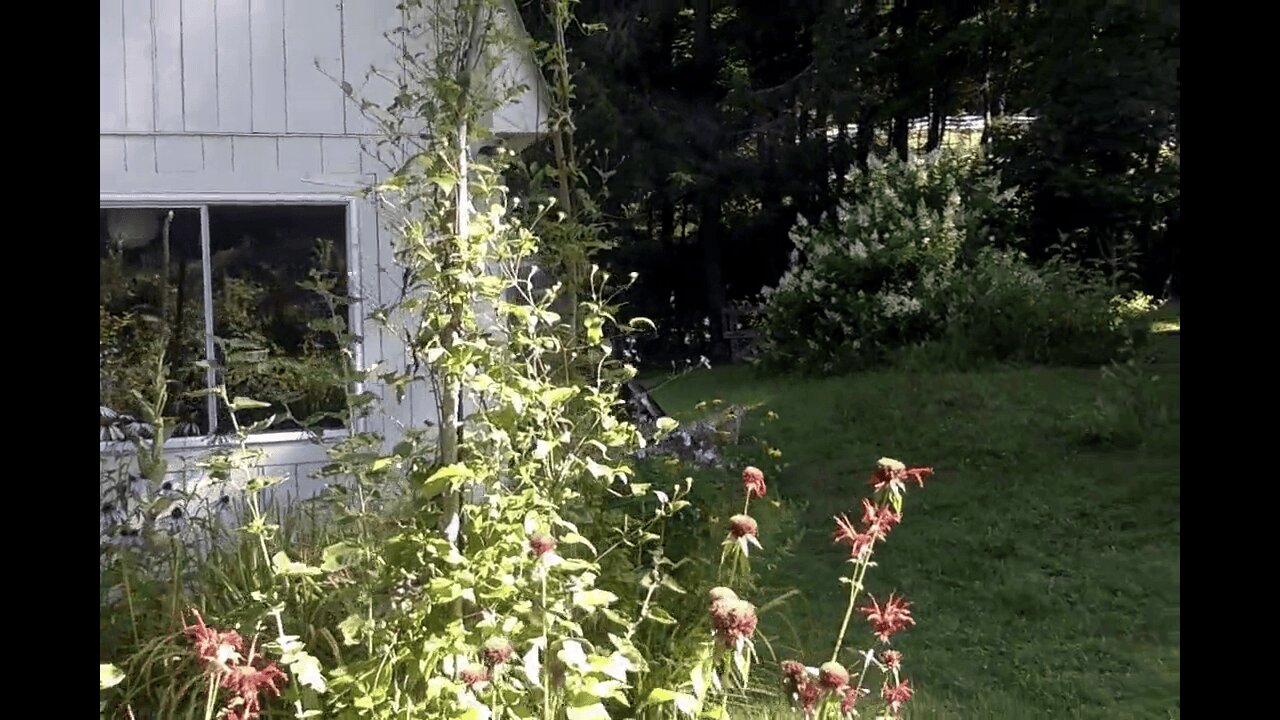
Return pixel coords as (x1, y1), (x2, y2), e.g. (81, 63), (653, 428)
(99, 0), (550, 511)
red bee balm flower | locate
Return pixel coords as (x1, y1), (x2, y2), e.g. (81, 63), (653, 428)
(841, 685), (868, 713)
(743, 466), (767, 498)
(833, 514), (874, 558)
(780, 661), (823, 717)
(483, 637), (514, 667)
(860, 593), (916, 643)
(460, 663), (490, 688)
(818, 661), (849, 691)
(797, 682), (822, 716)
(218, 641), (288, 720)
(904, 467), (933, 487)
(708, 598), (758, 646)
(860, 499), (901, 540)
(881, 649), (903, 671)
(729, 514), (759, 538)
(708, 586), (738, 607)
(528, 532), (556, 558)
(882, 679), (914, 716)
(868, 458), (906, 491)
(780, 660), (808, 692)
(184, 609), (245, 671)
(869, 458), (934, 491)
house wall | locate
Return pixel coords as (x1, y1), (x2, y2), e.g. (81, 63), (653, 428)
(100, 0), (548, 513)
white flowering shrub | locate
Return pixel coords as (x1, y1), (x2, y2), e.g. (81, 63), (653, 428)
(758, 151), (980, 372)
(758, 150), (1150, 372)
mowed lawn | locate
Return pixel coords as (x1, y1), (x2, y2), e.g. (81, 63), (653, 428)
(642, 329), (1180, 718)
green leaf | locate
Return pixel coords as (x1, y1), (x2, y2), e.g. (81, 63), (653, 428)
(430, 175), (456, 194)
(230, 396), (272, 410)
(585, 679), (624, 698)
(644, 688), (678, 705)
(321, 541), (363, 572)
(337, 614), (372, 646)
(371, 456), (397, 472)
(100, 664), (125, 690)
(282, 648), (327, 693)
(690, 662), (706, 700)
(418, 463), (473, 497)
(561, 532), (598, 554)
(646, 606), (678, 625)
(565, 697), (610, 720)
(245, 475), (287, 492)
(272, 551), (322, 577)
(732, 647), (751, 687)
(522, 643), (543, 685)
(572, 589), (618, 611)
(655, 417), (679, 433)
(644, 688), (698, 716)
(457, 706), (490, 720)
(542, 386), (578, 407)
(585, 458), (613, 480)
(589, 652), (633, 682)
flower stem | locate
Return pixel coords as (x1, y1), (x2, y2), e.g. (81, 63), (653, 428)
(831, 539), (877, 663)
(121, 558), (140, 646)
(541, 570), (551, 720)
(203, 674), (219, 720)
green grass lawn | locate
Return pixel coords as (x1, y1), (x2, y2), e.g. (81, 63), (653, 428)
(641, 328), (1180, 718)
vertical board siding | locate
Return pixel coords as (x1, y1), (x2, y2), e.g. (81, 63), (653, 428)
(277, 136), (323, 177)
(100, 0), (126, 130)
(153, 0), (186, 131)
(124, 136), (158, 175)
(155, 136), (204, 173)
(180, 0), (219, 131)
(231, 135), (279, 176)
(106, 0), (535, 139)
(321, 136), (362, 175)
(249, 0), (288, 132)
(215, 0), (254, 132)
(341, 0), (403, 135)
(102, 137), (127, 175)
(121, 0), (155, 131)
(202, 137), (235, 174)
(283, 0), (346, 134)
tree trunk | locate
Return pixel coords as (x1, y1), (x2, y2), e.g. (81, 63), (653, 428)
(699, 192), (726, 359)
(925, 89), (945, 152)
(891, 115), (909, 161)
(855, 108), (875, 169)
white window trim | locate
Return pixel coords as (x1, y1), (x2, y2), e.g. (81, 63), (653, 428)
(99, 192), (367, 452)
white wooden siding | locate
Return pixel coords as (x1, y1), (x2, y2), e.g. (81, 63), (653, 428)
(101, 0), (545, 139)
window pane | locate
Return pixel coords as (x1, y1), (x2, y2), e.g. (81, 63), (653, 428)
(100, 208), (211, 438)
(207, 205), (350, 433)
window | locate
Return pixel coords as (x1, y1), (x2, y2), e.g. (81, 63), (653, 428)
(99, 203), (356, 444)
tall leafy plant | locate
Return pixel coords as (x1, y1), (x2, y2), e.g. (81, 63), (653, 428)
(315, 1), (686, 716)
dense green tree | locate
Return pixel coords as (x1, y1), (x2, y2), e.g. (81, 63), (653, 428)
(515, 0), (1179, 362)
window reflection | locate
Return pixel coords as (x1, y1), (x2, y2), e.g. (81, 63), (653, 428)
(99, 208), (210, 438)
(208, 205), (350, 433)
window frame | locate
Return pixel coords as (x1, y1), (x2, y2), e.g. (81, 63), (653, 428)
(99, 193), (366, 452)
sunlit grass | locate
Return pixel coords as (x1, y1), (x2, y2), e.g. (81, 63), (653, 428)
(645, 340), (1180, 718)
